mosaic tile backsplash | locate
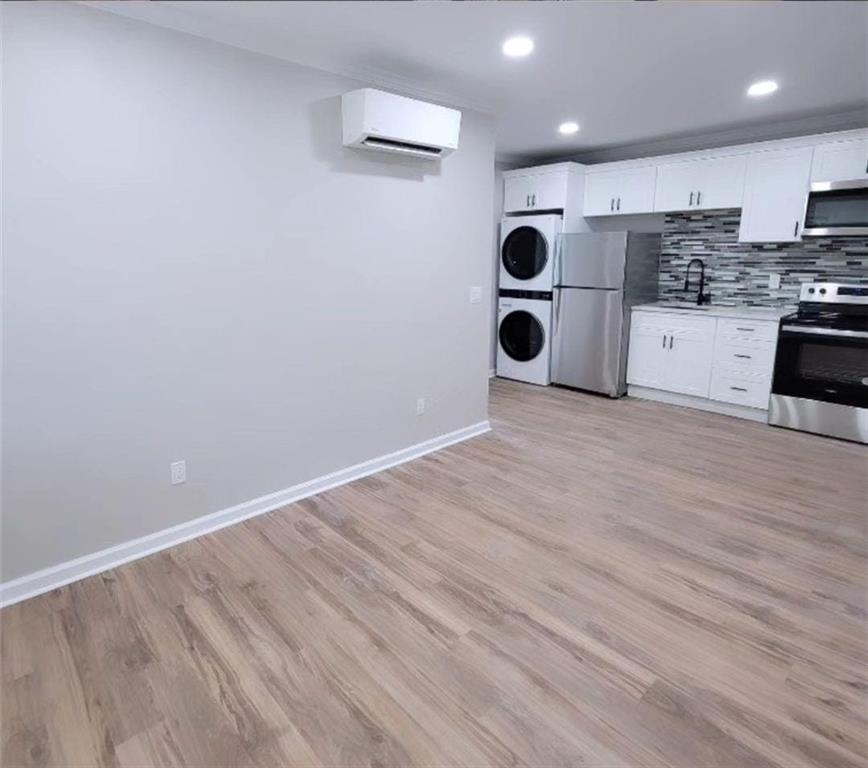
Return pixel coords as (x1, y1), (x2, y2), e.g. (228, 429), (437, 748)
(659, 208), (868, 307)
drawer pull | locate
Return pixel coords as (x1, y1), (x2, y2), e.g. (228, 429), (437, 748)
(733, 354), (752, 359)
(729, 386), (748, 392)
(735, 327), (755, 332)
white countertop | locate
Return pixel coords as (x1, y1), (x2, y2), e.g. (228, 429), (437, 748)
(633, 302), (792, 322)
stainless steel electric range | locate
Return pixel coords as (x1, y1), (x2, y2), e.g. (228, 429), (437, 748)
(769, 283), (868, 444)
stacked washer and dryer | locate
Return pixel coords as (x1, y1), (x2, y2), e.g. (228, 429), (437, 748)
(496, 163), (661, 393)
(496, 214), (563, 385)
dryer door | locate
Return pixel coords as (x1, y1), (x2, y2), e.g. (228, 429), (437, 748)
(499, 310), (545, 361)
(502, 226), (549, 281)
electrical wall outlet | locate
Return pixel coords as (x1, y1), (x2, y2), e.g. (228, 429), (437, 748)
(469, 286), (482, 304)
(416, 397), (426, 416)
(768, 273), (781, 289)
(170, 460), (186, 485)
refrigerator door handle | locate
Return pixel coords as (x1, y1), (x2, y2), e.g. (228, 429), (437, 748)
(553, 288), (561, 335)
(554, 233), (563, 287)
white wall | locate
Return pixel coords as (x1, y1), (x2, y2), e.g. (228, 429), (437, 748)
(1, 3), (495, 582)
(490, 160), (528, 371)
(489, 163), (506, 371)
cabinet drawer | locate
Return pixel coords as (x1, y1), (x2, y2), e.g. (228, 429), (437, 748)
(631, 311), (716, 338)
(669, 314), (717, 341)
(712, 338), (776, 376)
(716, 318), (778, 342)
(710, 370), (771, 410)
(631, 311), (670, 331)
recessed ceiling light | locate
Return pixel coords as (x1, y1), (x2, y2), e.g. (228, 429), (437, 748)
(502, 36), (534, 58)
(747, 79), (778, 97)
(558, 121), (580, 135)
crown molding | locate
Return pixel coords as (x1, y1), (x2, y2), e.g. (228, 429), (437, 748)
(534, 108), (868, 166)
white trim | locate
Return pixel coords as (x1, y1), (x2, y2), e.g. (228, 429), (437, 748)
(575, 125), (868, 171)
(502, 161), (584, 178)
(627, 386), (768, 423)
(0, 421), (490, 608)
(489, 368), (496, 379)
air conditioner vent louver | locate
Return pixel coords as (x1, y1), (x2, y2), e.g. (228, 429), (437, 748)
(361, 137), (443, 157)
(342, 89), (461, 161)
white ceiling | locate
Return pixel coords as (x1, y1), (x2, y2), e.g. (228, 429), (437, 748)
(90, 1), (868, 162)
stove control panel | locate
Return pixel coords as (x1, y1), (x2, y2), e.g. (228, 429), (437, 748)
(799, 283), (868, 305)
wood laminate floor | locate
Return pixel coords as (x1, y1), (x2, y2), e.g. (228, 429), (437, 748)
(2, 379), (867, 768)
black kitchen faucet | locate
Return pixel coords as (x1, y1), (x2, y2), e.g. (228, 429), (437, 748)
(684, 258), (712, 305)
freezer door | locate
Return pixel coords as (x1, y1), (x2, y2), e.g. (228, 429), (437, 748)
(552, 287), (626, 396)
(556, 232), (628, 289)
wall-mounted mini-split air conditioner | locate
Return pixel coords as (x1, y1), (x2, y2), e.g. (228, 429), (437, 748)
(341, 88), (461, 160)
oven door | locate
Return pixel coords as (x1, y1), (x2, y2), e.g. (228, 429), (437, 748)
(772, 325), (868, 408)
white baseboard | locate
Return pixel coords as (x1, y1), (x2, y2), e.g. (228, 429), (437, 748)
(627, 386), (768, 423)
(0, 420), (490, 608)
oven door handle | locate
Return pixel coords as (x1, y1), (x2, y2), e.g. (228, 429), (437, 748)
(780, 325), (868, 339)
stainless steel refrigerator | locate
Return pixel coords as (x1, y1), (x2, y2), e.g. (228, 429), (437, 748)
(552, 232), (660, 397)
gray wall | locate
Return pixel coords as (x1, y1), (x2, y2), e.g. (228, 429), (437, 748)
(660, 209), (868, 306)
(1, 3), (495, 581)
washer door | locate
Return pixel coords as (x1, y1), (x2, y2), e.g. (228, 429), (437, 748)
(502, 226), (548, 280)
(500, 310), (545, 362)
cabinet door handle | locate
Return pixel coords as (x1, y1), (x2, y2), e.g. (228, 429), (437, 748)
(689, 191), (694, 207)
(526, 194), (530, 207)
(662, 334), (667, 348)
(734, 353), (752, 359)
(668, 335), (674, 349)
(730, 386), (748, 392)
(793, 220), (799, 237)
(616, 197), (621, 211)
(736, 327), (754, 332)
(696, 190), (701, 206)
(532, 193), (536, 207)
(610, 197), (615, 212)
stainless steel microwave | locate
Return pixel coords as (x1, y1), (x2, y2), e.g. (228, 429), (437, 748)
(802, 179), (868, 236)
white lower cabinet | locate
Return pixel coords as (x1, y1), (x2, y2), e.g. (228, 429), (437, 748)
(709, 319), (777, 409)
(625, 322), (668, 389)
(628, 310), (779, 419)
(627, 312), (715, 397)
(709, 370), (771, 409)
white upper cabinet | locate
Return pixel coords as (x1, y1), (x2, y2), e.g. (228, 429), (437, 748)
(531, 171), (570, 211)
(504, 169), (569, 212)
(503, 175), (535, 213)
(810, 138), (868, 182)
(738, 147), (814, 243)
(583, 166), (656, 216)
(654, 155), (746, 213)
